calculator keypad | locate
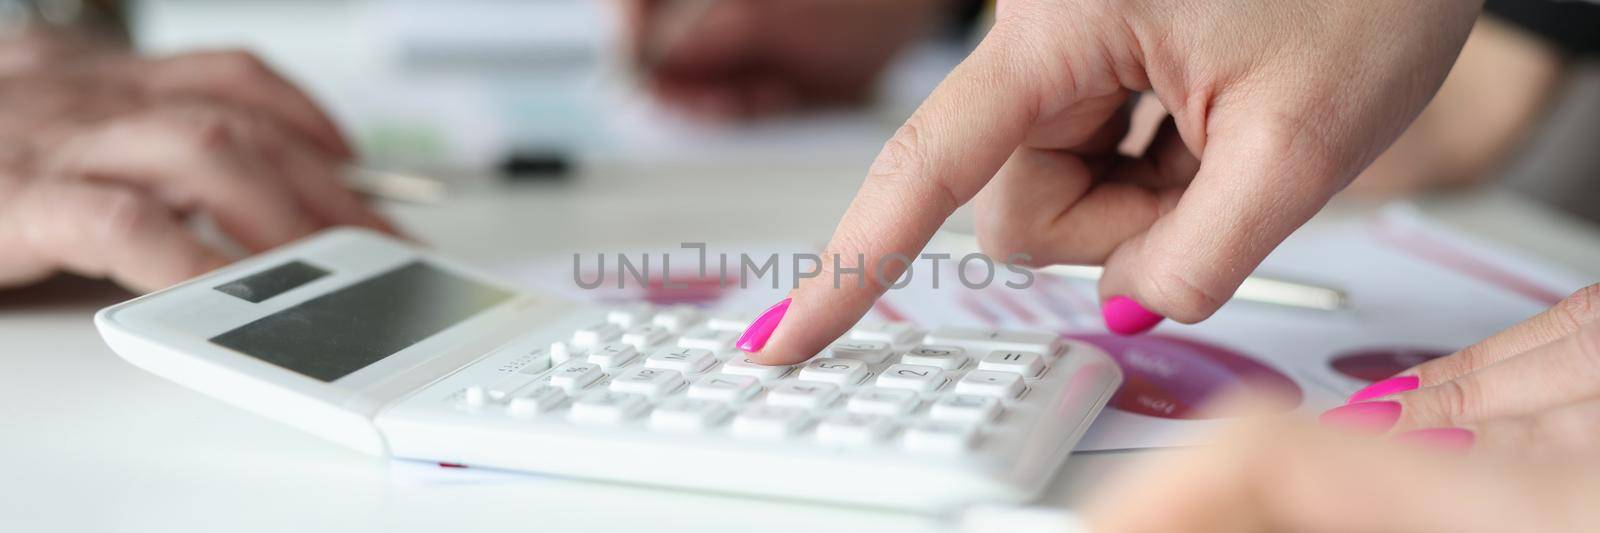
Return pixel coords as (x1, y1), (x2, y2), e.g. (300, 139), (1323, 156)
(449, 308), (1081, 455)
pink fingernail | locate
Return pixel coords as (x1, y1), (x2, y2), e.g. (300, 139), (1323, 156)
(1102, 296), (1164, 336)
(1348, 376), (1420, 403)
(1395, 427), (1475, 451)
(736, 298), (792, 353)
(1318, 401), (1402, 434)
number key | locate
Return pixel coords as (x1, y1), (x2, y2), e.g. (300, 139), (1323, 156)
(687, 373), (762, 402)
(825, 341), (892, 364)
(977, 350), (1046, 378)
(645, 347), (716, 374)
(900, 345), (968, 369)
(797, 358), (868, 386)
(874, 363), (945, 392)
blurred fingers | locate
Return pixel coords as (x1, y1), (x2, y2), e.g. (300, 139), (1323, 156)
(42, 105), (324, 252)
(133, 50), (353, 158)
(0, 180), (228, 292)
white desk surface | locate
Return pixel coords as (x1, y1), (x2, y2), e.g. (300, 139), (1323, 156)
(4, 159), (1596, 533)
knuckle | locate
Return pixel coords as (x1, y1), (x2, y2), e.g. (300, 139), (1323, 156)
(1241, 109), (1346, 188)
(1136, 265), (1226, 323)
(1554, 284), (1600, 332)
(869, 123), (930, 186)
(867, 121), (959, 215)
(1431, 378), (1482, 427)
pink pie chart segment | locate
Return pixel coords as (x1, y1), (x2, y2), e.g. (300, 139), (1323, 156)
(1072, 334), (1303, 420)
(1329, 348), (1451, 383)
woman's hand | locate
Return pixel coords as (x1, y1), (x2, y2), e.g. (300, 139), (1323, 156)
(1322, 284), (1600, 455)
(620, 0), (946, 120)
(744, 0), (1484, 363)
(1083, 398), (1600, 533)
(0, 40), (394, 292)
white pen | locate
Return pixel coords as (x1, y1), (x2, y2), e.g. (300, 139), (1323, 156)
(936, 231), (1349, 312)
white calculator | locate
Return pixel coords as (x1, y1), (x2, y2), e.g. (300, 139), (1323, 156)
(95, 229), (1122, 510)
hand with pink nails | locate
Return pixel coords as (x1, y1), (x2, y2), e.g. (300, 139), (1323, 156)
(1084, 396), (1600, 533)
(1317, 284), (1600, 456)
(739, 0), (1485, 363)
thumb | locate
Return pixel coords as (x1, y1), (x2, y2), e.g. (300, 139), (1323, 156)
(1095, 113), (1353, 333)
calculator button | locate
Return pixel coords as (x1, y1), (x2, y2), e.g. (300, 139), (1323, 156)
(549, 341), (584, 365)
(816, 413), (896, 446)
(519, 350), (553, 374)
(606, 304), (654, 328)
(645, 347), (717, 374)
(922, 327), (1059, 357)
(687, 373), (761, 402)
(706, 313), (752, 332)
(977, 350), (1046, 378)
(585, 343), (640, 369)
(609, 367), (686, 399)
(848, 322), (922, 345)
(928, 394), (1001, 423)
(954, 370), (1025, 399)
(900, 345), (968, 370)
(766, 380), (841, 409)
(621, 324), (672, 351)
(460, 386), (491, 408)
(875, 364), (946, 392)
(902, 420), (978, 453)
(650, 397), (732, 432)
(573, 322), (624, 347)
(676, 326), (740, 351)
(846, 387), (919, 415)
(731, 405), (811, 439)
(721, 357), (793, 381)
(651, 305), (703, 333)
(505, 385), (565, 417)
(797, 358), (869, 386)
(825, 341), (893, 364)
(545, 361), (604, 393)
(569, 390), (647, 425)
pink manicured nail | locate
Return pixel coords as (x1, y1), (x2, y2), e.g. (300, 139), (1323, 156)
(1395, 427), (1475, 451)
(1318, 401), (1402, 434)
(1348, 376), (1420, 403)
(736, 298), (792, 353)
(1102, 296), (1164, 336)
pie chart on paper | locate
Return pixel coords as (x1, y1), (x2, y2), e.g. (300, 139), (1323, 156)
(1329, 347), (1452, 383)
(1072, 334), (1303, 420)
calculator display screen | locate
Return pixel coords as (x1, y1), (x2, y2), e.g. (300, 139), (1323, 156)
(210, 261), (514, 382)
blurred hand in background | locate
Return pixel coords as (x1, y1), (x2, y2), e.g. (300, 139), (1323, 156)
(0, 31), (394, 293)
(620, 0), (951, 121)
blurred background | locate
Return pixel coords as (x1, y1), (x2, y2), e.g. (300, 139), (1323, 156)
(132, 0), (969, 180)
(118, 0), (1598, 222)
